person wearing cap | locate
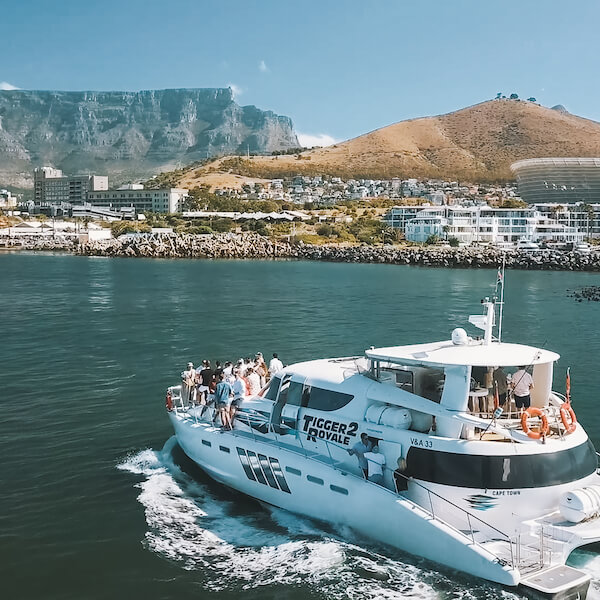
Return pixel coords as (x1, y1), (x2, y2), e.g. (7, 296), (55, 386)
(181, 362), (196, 407)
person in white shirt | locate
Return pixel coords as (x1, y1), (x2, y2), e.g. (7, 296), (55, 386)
(230, 369), (247, 425)
(269, 353), (284, 377)
(363, 446), (386, 485)
(511, 366), (534, 412)
(181, 362), (196, 406)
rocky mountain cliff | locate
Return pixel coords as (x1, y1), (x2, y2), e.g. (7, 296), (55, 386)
(0, 88), (299, 188)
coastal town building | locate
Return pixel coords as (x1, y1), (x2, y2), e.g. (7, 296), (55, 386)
(210, 175), (518, 206)
(511, 158), (600, 204)
(33, 167), (108, 204)
(87, 185), (188, 214)
(0, 189), (17, 209)
(384, 204), (586, 244)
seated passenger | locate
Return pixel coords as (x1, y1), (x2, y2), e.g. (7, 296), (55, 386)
(364, 446), (386, 485)
(347, 433), (373, 478)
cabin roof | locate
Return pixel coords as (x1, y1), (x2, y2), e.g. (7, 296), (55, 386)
(365, 340), (560, 367)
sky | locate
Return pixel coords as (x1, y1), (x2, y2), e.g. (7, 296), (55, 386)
(2, 0), (600, 146)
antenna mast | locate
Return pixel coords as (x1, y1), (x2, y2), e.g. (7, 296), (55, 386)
(497, 253), (506, 342)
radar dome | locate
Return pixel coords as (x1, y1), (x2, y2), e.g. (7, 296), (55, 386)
(452, 328), (469, 345)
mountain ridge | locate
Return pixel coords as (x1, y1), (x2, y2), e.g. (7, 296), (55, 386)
(179, 99), (600, 186)
(0, 88), (299, 188)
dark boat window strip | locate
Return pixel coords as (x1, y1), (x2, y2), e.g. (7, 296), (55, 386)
(258, 454), (280, 489)
(247, 451), (268, 485)
(307, 475), (324, 485)
(269, 458), (291, 493)
(219, 445), (230, 453)
(285, 466), (302, 476)
(405, 440), (598, 489)
(237, 447), (256, 481)
(330, 484), (349, 495)
(201, 439), (211, 447)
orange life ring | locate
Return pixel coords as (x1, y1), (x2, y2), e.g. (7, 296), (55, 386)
(560, 402), (577, 434)
(520, 407), (549, 439)
(165, 390), (173, 412)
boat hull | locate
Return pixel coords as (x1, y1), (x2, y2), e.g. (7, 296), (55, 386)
(169, 412), (519, 587)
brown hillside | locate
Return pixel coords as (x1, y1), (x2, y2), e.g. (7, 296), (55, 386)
(178, 100), (600, 186)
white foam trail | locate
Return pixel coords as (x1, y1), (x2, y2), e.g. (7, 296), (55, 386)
(116, 438), (523, 598)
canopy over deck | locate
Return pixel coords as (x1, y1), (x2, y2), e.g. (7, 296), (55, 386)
(366, 340), (560, 368)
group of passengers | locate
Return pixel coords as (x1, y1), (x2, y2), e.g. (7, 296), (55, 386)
(180, 353), (285, 429)
(472, 365), (535, 415)
(348, 432), (410, 494)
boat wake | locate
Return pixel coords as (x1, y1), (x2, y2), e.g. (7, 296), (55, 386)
(116, 437), (600, 599)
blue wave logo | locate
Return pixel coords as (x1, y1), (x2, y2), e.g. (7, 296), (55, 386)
(465, 494), (497, 511)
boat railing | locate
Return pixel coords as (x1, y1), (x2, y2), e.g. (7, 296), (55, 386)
(230, 411), (518, 569)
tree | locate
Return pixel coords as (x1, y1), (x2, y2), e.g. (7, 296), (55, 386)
(527, 97), (537, 102)
(425, 234), (440, 245)
(448, 236), (460, 247)
(495, 92), (502, 100)
(510, 93), (519, 99)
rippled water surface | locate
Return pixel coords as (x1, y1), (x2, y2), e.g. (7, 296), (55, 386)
(1, 252), (599, 599)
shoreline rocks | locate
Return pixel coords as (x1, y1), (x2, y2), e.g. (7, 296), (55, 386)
(77, 233), (600, 271)
(6, 232), (600, 271)
(568, 286), (600, 302)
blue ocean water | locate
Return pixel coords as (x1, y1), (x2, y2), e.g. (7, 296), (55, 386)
(1, 252), (599, 599)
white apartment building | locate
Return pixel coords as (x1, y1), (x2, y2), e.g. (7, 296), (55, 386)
(386, 205), (585, 244)
(87, 186), (188, 214)
(0, 189), (17, 209)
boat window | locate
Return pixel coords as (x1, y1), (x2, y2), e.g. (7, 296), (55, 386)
(406, 440), (597, 489)
(219, 445), (230, 453)
(264, 376), (281, 401)
(202, 439), (211, 447)
(285, 466), (302, 476)
(307, 475), (324, 485)
(304, 386), (354, 412)
(278, 378), (290, 405)
(380, 367), (413, 392)
(330, 484), (349, 495)
(286, 382), (307, 407)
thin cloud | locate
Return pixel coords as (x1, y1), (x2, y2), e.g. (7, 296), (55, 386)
(297, 132), (339, 148)
(227, 83), (243, 98)
(0, 81), (20, 90)
(259, 60), (269, 73)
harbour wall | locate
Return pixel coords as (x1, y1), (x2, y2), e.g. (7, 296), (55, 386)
(4, 233), (600, 271)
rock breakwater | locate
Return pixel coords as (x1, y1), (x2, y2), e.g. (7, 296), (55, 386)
(77, 233), (600, 271)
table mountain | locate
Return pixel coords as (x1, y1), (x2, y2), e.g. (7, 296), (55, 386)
(0, 88), (298, 188)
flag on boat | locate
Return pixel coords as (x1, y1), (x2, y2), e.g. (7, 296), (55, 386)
(496, 268), (503, 287)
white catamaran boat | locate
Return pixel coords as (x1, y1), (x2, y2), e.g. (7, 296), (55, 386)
(165, 285), (600, 599)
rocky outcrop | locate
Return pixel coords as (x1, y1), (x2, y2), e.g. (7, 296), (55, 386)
(76, 233), (600, 271)
(0, 88), (299, 188)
